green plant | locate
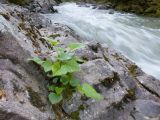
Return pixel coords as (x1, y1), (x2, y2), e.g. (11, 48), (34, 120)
(30, 37), (103, 104)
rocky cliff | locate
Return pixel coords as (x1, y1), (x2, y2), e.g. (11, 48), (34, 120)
(0, 0), (160, 120)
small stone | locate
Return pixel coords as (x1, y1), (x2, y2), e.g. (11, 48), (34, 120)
(108, 9), (114, 14)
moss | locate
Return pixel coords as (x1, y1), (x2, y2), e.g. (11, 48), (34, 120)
(145, 7), (157, 13)
(18, 22), (40, 49)
(101, 72), (120, 88)
(82, 0), (160, 17)
(49, 34), (61, 39)
(112, 53), (125, 61)
(156, 9), (160, 16)
(111, 88), (136, 110)
(8, 0), (30, 5)
(127, 64), (138, 77)
(70, 111), (80, 120)
(126, 89), (136, 101)
(70, 105), (85, 120)
(27, 87), (45, 111)
(0, 12), (10, 21)
(111, 101), (124, 110)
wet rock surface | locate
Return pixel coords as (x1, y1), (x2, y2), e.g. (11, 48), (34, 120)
(0, 1), (160, 120)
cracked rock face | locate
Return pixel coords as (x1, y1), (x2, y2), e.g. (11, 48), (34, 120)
(0, 1), (160, 120)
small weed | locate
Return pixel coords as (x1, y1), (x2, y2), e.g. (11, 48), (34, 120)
(30, 37), (103, 105)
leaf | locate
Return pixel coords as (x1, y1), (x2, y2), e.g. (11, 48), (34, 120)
(55, 87), (64, 94)
(52, 61), (69, 76)
(48, 93), (63, 104)
(81, 83), (103, 101)
(42, 60), (53, 72)
(70, 78), (80, 87)
(57, 52), (74, 61)
(61, 59), (80, 73)
(60, 75), (70, 85)
(52, 61), (61, 76)
(55, 65), (69, 76)
(77, 85), (84, 94)
(68, 43), (85, 51)
(48, 85), (56, 91)
(52, 59), (80, 76)
(30, 57), (44, 65)
(43, 37), (59, 46)
(55, 47), (65, 55)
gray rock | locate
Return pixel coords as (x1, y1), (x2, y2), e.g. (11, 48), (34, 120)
(109, 9), (114, 14)
(98, 5), (111, 10)
(75, 59), (114, 85)
(0, 4), (55, 120)
(0, 1), (160, 120)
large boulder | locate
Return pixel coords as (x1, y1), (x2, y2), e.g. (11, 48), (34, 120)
(0, 3), (55, 120)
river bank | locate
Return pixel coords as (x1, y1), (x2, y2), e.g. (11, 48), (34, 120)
(0, 1), (160, 120)
(75, 0), (160, 17)
(49, 3), (160, 80)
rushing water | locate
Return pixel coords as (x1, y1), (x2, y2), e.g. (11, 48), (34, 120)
(46, 3), (160, 79)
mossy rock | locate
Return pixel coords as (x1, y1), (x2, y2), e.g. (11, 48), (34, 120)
(81, 0), (160, 17)
(145, 7), (157, 13)
(156, 9), (160, 16)
(8, 0), (30, 5)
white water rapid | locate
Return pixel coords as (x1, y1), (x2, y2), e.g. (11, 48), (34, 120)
(46, 3), (160, 79)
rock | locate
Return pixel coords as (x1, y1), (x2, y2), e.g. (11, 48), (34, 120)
(79, 0), (160, 17)
(92, 6), (97, 9)
(75, 59), (114, 85)
(137, 75), (160, 97)
(7, 0), (30, 5)
(97, 5), (109, 10)
(24, 0), (58, 13)
(134, 100), (160, 119)
(0, 3), (55, 120)
(0, 1), (160, 120)
(108, 9), (114, 14)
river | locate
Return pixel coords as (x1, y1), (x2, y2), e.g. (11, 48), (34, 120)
(46, 2), (160, 79)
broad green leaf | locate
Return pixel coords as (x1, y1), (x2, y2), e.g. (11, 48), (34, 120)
(48, 85), (56, 91)
(61, 59), (80, 73)
(55, 65), (69, 76)
(55, 87), (64, 94)
(77, 85), (85, 94)
(52, 61), (61, 76)
(42, 60), (52, 72)
(53, 59), (80, 76)
(68, 43), (85, 51)
(81, 83), (103, 101)
(55, 47), (65, 55)
(30, 57), (44, 65)
(70, 78), (80, 87)
(60, 75), (70, 85)
(48, 93), (63, 104)
(57, 52), (74, 61)
(52, 62), (69, 76)
(43, 37), (59, 46)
